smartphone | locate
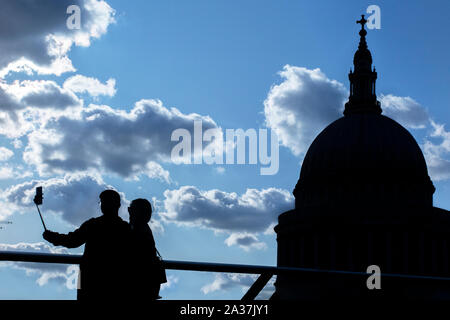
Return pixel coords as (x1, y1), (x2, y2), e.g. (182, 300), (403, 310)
(34, 186), (43, 205)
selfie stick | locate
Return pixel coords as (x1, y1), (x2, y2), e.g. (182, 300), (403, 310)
(34, 187), (47, 231)
(35, 203), (47, 231)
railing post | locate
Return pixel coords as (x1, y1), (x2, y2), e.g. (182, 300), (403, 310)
(241, 273), (273, 301)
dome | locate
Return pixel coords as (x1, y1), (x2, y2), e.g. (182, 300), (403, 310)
(300, 114), (428, 181)
(294, 113), (435, 213)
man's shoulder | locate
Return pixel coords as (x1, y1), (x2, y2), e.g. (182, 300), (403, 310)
(81, 216), (130, 239)
(97, 215), (130, 229)
(85, 216), (101, 224)
(80, 216), (102, 228)
(118, 217), (131, 230)
(113, 216), (129, 227)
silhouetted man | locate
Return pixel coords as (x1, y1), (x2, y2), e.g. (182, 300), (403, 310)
(43, 189), (130, 301)
(128, 198), (166, 301)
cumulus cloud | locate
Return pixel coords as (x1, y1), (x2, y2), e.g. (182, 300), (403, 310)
(0, 79), (83, 138)
(264, 65), (346, 156)
(380, 94), (429, 129)
(160, 186), (293, 232)
(3, 173), (130, 225)
(13, 80), (81, 110)
(2, 80), (82, 110)
(0, 108), (35, 138)
(0, 196), (20, 221)
(0, 84), (34, 138)
(0, 0), (115, 139)
(0, 165), (32, 180)
(0, 83), (22, 113)
(201, 273), (275, 299)
(0, 242), (77, 288)
(0, 167), (15, 179)
(12, 139), (23, 149)
(23, 99), (218, 181)
(64, 75), (116, 97)
(0, 147), (13, 161)
(423, 121), (450, 181)
(159, 185), (293, 250)
(224, 233), (266, 251)
(0, 0), (115, 77)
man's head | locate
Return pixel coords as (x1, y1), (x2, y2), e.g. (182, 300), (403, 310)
(128, 198), (152, 226)
(99, 190), (121, 216)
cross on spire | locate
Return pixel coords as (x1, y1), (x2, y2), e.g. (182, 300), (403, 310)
(356, 14), (367, 29)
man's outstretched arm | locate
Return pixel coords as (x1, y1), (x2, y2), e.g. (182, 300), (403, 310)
(43, 221), (90, 248)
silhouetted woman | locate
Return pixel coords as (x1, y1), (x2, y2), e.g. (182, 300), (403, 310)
(128, 198), (166, 301)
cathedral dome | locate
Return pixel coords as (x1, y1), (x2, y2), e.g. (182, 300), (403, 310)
(300, 114), (429, 183)
(292, 15), (435, 215)
(294, 113), (434, 211)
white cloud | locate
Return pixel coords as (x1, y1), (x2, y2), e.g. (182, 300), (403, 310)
(161, 186), (293, 232)
(201, 274), (229, 295)
(64, 75), (116, 97)
(0, 166), (32, 180)
(0, 196), (20, 221)
(23, 99), (218, 181)
(264, 65), (346, 156)
(423, 121), (450, 181)
(0, 79), (83, 138)
(4, 80), (82, 110)
(0, 108), (35, 138)
(224, 233), (266, 251)
(0, 167), (14, 179)
(380, 94), (429, 129)
(159, 186), (293, 250)
(12, 139), (23, 149)
(0, 146), (13, 161)
(0, 0), (115, 77)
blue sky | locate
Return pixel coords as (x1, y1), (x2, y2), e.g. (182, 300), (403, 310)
(0, 0), (449, 300)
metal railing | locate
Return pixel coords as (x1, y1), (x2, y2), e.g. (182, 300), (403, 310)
(2, 250), (450, 300)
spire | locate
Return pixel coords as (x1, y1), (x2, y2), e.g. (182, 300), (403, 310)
(344, 15), (381, 115)
(356, 15), (368, 52)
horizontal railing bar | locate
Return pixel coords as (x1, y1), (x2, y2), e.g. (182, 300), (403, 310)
(2, 251), (450, 281)
(0, 251), (80, 264)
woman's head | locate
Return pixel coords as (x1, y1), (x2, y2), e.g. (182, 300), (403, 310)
(128, 198), (152, 226)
